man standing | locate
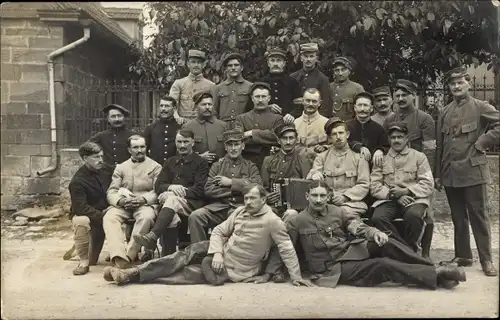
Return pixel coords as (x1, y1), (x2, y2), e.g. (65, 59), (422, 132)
(290, 43), (332, 118)
(264, 181), (466, 290)
(134, 129), (210, 257)
(329, 57), (365, 120)
(169, 49), (215, 123)
(235, 82), (285, 170)
(103, 135), (162, 268)
(435, 66), (499, 276)
(371, 86), (394, 126)
(68, 142), (111, 275)
(183, 91), (227, 165)
(370, 123), (434, 253)
(211, 52), (253, 128)
(142, 95), (181, 165)
(307, 118), (370, 217)
(188, 129), (262, 244)
(89, 104), (135, 174)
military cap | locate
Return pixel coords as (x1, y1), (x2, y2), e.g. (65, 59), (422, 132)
(354, 92), (375, 105)
(324, 117), (346, 134)
(102, 104), (130, 117)
(274, 123), (298, 138)
(387, 122), (409, 135)
(222, 52), (244, 66)
(188, 49), (206, 60)
(264, 47), (286, 59)
(300, 43), (319, 53)
(249, 81), (272, 94)
(333, 56), (352, 69)
(223, 128), (245, 143)
(444, 66), (469, 83)
(395, 79), (418, 95)
(372, 86), (391, 98)
(192, 91), (213, 105)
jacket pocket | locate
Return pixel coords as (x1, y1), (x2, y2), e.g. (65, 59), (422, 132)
(470, 153), (487, 166)
(236, 90), (250, 102)
(299, 228), (325, 251)
(462, 122), (478, 143)
(345, 170), (357, 178)
(218, 90), (229, 98)
(403, 165), (418, 180)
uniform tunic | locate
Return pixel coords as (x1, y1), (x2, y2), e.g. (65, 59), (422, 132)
(211, 76), (253, 125)
(182, 116), (227, 159)
(329, 80), (365, 120)
(346, 118), (389, 155)
(290, 67), (332, 117)
(261, 149), (312, 190)
(169, 73), (215, 119)
(371, 111), (394, 126)
(89, 126), (135, 169)
(143, 117), (180, 165)
(294, 111), (329, 149)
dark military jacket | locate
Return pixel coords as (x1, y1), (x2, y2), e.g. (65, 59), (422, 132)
(261, 148), (312, 190)
(290, 66), (333, 118)
(182, 116), (227, 160)
(143, 117), (180, 165)
(89, 126), (135, 171)
(330, 80), (365, 120)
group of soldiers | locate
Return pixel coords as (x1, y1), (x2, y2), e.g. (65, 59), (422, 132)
(66, 43), (499, 291)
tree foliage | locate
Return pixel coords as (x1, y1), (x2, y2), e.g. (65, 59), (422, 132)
(130, 0), (500, 90)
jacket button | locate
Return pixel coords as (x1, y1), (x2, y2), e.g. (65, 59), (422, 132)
(164, 131), (168, 133)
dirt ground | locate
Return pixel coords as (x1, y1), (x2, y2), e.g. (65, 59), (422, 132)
(1, 216), (499, 319)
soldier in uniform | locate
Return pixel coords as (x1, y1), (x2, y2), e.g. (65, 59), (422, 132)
(211, 52), (253, 128)
(142, 95), (180, 165)
(290, 43), (332, 118)
(435, 66), (499, 276)
(88, 104), (135, 175)
(183, 91), (227, 165)
(188, 129), (262, 244)
(371, 86), (395, 126)
(329, 57), (365, 120)
(235, 82), (285, 170)
(169, 49), (215, 123)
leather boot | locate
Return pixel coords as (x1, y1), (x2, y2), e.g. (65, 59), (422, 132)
(161, 227), (178, 257)
(481, 261), (498, 277)
(103, 266), (114, 282)
(109, 267), (140, 286)
(436, 265), (466, 282)
(133, 232), (158, 250)
(437, 278), (460, 290)
(184, 264), (205, 284)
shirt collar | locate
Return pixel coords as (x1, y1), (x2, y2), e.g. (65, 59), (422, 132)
(174, 152), (196, 164)
(243, 204), (270, 217)
(280, 148), (296, 157)
(388, 146), (410, 157)
(131, 157), (146, 163)
(301, 66), (318, 75)
(196, 116), (215, 124)
(330, 144), (350, 156)
(224, 155), (243, 165)
(301, 111), (321, 122)
(455, 94), (471, 106)
(334, 79), (352, 87)
(223, 75), (245, 84)
(307, 205), (328, 217)
(188, 73), (204, 82)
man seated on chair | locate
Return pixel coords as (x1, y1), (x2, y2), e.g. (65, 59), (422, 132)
(103, 134), (163, 268)
(103, 184), (313, 287)
(188, 128), (262, 244)
(307, 117), (370, 217)
(133, 129), (210, 256)
(263, 181), (466, 290)
(68, 141), (111, 276)
(370, 122), (434, 253)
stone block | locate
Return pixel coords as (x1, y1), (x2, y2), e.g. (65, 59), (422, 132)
(10, 82), (49, 103)
(0, 130), (21, 144)
(1, 48), (11, 62)
(22, 177), (61, 194)
(0, 35), (28, 47)
(21, 69), (48, 82)
(30, 156), (54, 177)
(4, 28), (50, 37)
(1, 20), (27, 28)
(27, 102), (50, 114)
(28, 36), (63, 49)
(0, 176), (24, 194)
(12, 48), (53, 64)
(1, 63), (21, 81)
(19, 129), (50, 144)
(1, 82), (10, 103)
(40, 114), (51, 129)
(1, 102), (26, 114)
(39, 144), (52, 156)
(1, 155), (31, 176)
(0, 115), (6, 130)
(6, 114), (41, 129)
(6, 144), (40, 156)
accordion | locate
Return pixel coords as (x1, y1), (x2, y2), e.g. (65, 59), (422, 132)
(271, 178), (312, 212)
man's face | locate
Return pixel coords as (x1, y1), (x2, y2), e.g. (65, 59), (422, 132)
(448, 76), (471, 98)
(196, 97), (214, 118)
(306, 186), (329, 211)
(303, 91), (321, 115)
(279, 131), (297, 153)
(389, 131), (408, 152)
(333, 64), (350, 82)
(175, 133), (194, 156)
(267, 56), (286, 74)
(226, 58), (243, 78)
(374, 95), (393, 114)
(84, 150), (104, 171)
(394, 89), (415, 110)
(244, 187), (266, 215)
(158, 100), (175, 119)
(107, 109), (125, 128)
(251, 88), (271, 110)
(300, 52), (318, 70)
(329, 125), (349, 149)
(128, 138), (147, 161)
(354, 97), (373, 121)
(187, 57), (204, 75)
(225, 140), (244, 159)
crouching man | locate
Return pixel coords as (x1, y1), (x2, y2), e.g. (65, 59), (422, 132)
(103, 184), (313, 287)
(264, 181), (466, 290)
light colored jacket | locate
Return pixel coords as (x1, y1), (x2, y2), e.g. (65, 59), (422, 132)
(294, 111), (329, 148)
(207, 204), (301, 282)
(370, 147), (434, 207)
(169, 73), (215, 119)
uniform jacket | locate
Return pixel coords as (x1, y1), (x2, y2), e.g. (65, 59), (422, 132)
(69, 165), (111, 224)
(88, 126), (135, 169)
(261, 148), (312, 190)
(169, 73), (215, 119)
(307, 146), (370, 211)
(234, 109), (284, 155)
(208, 204), (301, 282)
(107, 157), (162, 207)
(204, 156), (262, 212)
(329, 80), (365, 120)
(142, 117), (180, 165)
(346, 118), (390, 155)
(294, 111), (329, 148)
(290, 67), (332, 117)
(370, 146), (434, 207)
(435, 95), (500, 187)
(211, 76), (253, 123)
(265, 204), (379, 287)
(371, 111), (394, 126)
(182, 116), (227, 159)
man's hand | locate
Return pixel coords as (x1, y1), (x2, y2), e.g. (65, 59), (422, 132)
(374, 231), (389, 246)
(158, 191), (169, 205)
(331, 194), (348, 205)
(200, 151), (217, 163)
(360, 147), (371, 162)
(309, 171), (324, 181)
(214, 176), (232, 187)
(168, 184), (187, 197)
(434, 178), (442, 191)
(244, 130), (253, 139)
(313, 145), (328, 153)
(292, 278), (315, 287)
(270, 104), (282, 114)
(174, 113), (187, 126)
(397, 195), (415, 207)
(242, 274), (271, 284)
(211, 253), (225, 274)
(267, 191), (281, 205)
(372, 150), (384, 167)
(283, 113), (295, 124)
(389, 186), (409, 199)
(124, 198), (140, 210)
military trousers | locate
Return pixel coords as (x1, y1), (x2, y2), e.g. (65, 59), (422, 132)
(188, 206), (235, 244)
(71, 216), (105, 265)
